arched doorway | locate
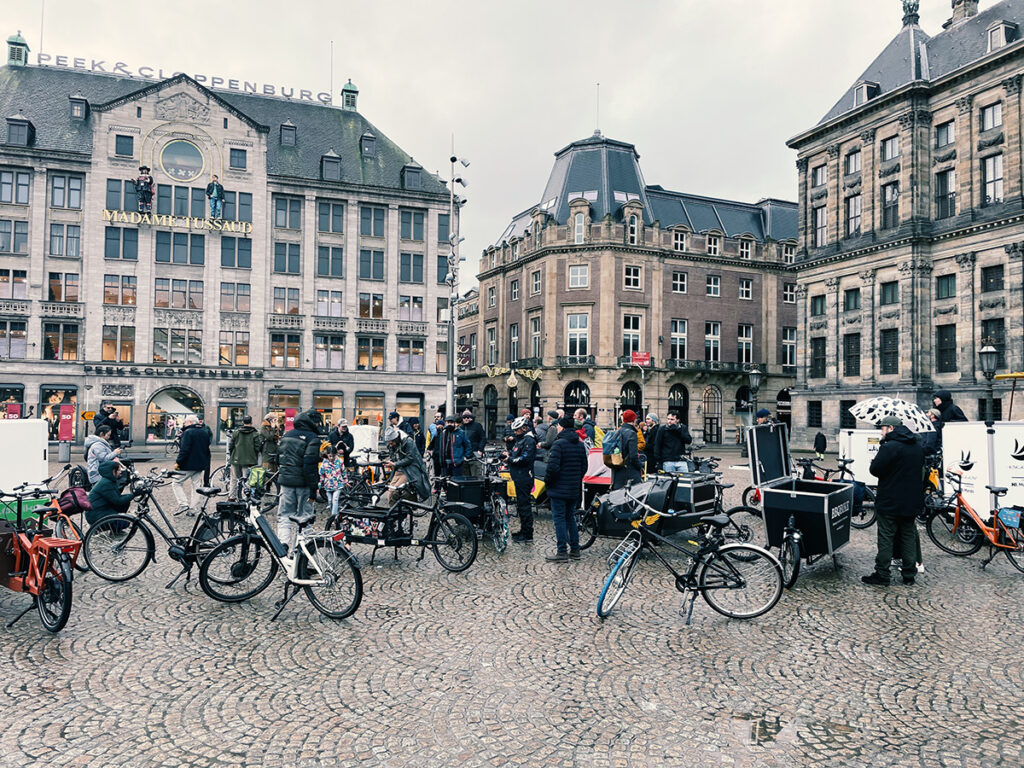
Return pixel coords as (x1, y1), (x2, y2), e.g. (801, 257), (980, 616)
(668, 384), (689, 425)
(529, 381), (541, 415)
(619, 381), (642, 421)
(702, 386), (722, 445)
(483, 385), (498, 440)
(147, 386), (204, 442)
(776, 388), (792, 431)
(508, 388), (519, 421)
(563, 380), (590, 417)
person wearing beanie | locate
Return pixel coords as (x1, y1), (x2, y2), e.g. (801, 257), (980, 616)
(611, 410), (643, 490)
(460, 410), (486, 477)
(389, 410), (413, 437)
(755, 408), (773, 425)
(643, 413), (661, 470)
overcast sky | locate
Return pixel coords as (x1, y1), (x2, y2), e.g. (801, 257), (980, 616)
(9, 0), (959, 282)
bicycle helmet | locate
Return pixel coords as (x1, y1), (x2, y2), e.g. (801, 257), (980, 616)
(383, 426), (402, 443)
(512, 416), (531, 431)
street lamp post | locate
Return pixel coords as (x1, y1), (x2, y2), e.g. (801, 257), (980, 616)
(979, 344), (998, 427)
(443, 149), (468, 418)
(742, 366), (763, 458)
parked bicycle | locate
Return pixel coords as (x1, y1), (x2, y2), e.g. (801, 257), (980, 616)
(198, 502), (362, 620)
(596, 484), (783, 624)
(14, 465), (89, 574)
(744, 458), (876, 530)
(925, 471), (1024, 572)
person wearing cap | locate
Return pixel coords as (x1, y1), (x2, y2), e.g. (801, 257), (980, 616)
(755, 408), (773, 425)
(863, 415), (924, 586)
(388, 411), (413, 438)
(383, 425), (430, 504)
(505, 416), (538, 542)
(611, 410), (643, 490)
(539, 409), (561, 454)
(461, 410), (486, 477)
(133, 166), (154, 213)
(328, 417), (355, 468)
(544, 415), (588, 562)
(439, 414), (471, 478)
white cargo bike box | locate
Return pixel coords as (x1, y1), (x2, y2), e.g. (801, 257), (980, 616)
(747, 423), (853, 559)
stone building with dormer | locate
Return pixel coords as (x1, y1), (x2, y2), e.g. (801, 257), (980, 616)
(0, 33), (454, 444)
(786, 0), (1024, 445)
(457, 132), (798, 444)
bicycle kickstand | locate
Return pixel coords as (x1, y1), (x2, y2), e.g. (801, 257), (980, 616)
(981, 546), (998, 569)
(6, 598), (36, 628)
(271, 582), (301, 622)
(680, 592), (698, 626)
(164, 566), (191, 590)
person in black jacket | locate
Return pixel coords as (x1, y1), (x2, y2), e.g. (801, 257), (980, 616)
(654, 412), (692, 472)
(94, 404), (124, 448)
(276, 409), (323, 555)
(863, 416), (924, 586)
(461, 410), (486, 476)
(328, 418), (356, 468)
(506, 416), (537, 542)
(932, 390), (967, 423)
(409, 417), (426, 456)
(642, 414), (661, 469)
(206, 175), (225, 219)
(171, 414), (211, 514)
(86, 460), (135, 526)
(544, 416), (588, 562)
(611, 410), (643, 490)
(813, 431), (827, 460)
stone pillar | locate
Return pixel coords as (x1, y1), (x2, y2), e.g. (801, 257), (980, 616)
(825, 276), (840, 384)
(1006, 242), (1024, 371)
(955, 95), (975, 211)
(956, 252), (977, 382)
(860, 269), (877, 383)
(898, 259), (917, 386)
(796, 284), (809, 387)
(860, 129), (877, 233)
(796, 158), (809, 254)
(898, 111), (916, 226)
(826, 144), (841, 245)
(1002, 75), (1022, 208)
(911, 109), (933, 220)
(914, 257), (933, 387)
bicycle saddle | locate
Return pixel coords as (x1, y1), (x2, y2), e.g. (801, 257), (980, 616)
(986, 485), (1009, 496)
(716, 482), (735, 490)
(697, 513), (730, 529)
(195, 486), (222, 497)
(287, 510), (317, 528)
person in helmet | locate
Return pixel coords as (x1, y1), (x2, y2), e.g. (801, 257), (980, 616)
(383, 424), (430, 504)
(505, 415), (538, 542)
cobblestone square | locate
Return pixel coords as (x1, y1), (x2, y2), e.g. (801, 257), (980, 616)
(2, 453), (1023, 767)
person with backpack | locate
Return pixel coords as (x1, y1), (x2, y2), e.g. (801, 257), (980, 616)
(506, 416), (537, 542)
(84, 423), (120, 486)
(228, 415), (262, 500)
(544, 415), (588, 562)
(653, 412), (692, 472)
(607, 410), (643, 490)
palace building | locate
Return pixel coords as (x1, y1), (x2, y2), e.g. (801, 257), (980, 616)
(0, 33), (454, 444)
(787, 0), (1024, 444)
(456, 132), (798, 443)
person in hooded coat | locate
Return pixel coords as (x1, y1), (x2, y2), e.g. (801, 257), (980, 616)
(544, 416), (588, 562)
(87, 459), (134, 526)
(863, 416), (924, 586)
(276, 410), (323, 554)
(384, 427), (431, 502)
(932, 390), (967, 423)
(84, 424), (120, 486)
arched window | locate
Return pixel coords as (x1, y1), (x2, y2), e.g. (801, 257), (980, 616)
(564, 380), (590, 410)
(735, 386), (752, 413)
(620, 381), (642, 414)
(702, 386), (722, 445)
(628, 214), (638, 245)
(668, 384), (689, 425)
(484, 385), (498, 440)
(530, 381), (541, 411)
(574, 213), (585, 244)
(147, 386), (204, 442)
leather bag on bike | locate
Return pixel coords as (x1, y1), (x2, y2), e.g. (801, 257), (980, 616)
(57, 486), (91, 516)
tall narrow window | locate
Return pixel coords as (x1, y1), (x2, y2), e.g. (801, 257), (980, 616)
(737, 324), (753, 364)
(935, 170), (956, 219)
(983, 154), (1004, 205)
(882, 183), (899, 228)
(846, 194), (862, 236)
(627, 215), (638, 245)
(936, 325), (958, 373)
(814, 206), (827, 246)
(622, 315), (641, 357)
(574, 213), (585, 244)
(670, 319), (687, 360)
(810, 338), (826, 378)
(843, 333), (861, 376)
(704, 322), (721, 363)
(879, 328), (899, 374)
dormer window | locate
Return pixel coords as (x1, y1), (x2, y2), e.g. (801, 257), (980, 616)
(853, 80), (879, 107)
(69, 93), (88, 120)
(360, 132), (376, 156)
(321, 152), (342, 182)
(280, 121), (296, 146)
(627, 214), (638, 245)
(988, 21), (1016, 52)
(6, 115), (33, 147)
(401, 164), (422, 190)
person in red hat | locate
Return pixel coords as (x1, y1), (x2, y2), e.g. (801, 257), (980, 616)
(611, 409), (643, 490)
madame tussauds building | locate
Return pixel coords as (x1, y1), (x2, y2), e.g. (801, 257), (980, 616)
(0, 33), (455, 446)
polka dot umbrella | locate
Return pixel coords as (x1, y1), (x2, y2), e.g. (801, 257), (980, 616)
(848, 396), (935, 433)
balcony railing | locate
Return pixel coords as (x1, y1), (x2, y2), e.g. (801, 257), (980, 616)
(516, 356), (542, 369)
(267, 313), (304, 329)
(312, 315), (347, 332)
(664, 359), (749, 373)
(355, 318), (390, 334)
(396, 320), (427, 336)
(0, 299), (30, 315)
(39, 301), (84, 319)
(936, 192), (956, 219)
(556, 355), (595, 368)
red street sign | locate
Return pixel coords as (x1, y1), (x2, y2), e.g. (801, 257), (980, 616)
(631, 352), (651, 367)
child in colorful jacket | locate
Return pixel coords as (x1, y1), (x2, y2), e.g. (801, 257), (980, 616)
(319, 445), (346, 518)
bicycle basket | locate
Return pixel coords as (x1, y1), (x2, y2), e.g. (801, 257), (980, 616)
(998, 506), (1022, 528)
(607, 535), (640, 568)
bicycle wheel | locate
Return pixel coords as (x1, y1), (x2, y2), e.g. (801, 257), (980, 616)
(724, 505), (763, 544)
(926, 508), (984, 556)
(208, 464), (231, 492)
(430, 512), (478, 572)
(83, 516), (153, 582)
(596, 546), (640, 618)
(1001, 526), (1024, 573)
(199, 534), (278, 602)
(301, 539), (363, 619)
(36, 553), (73, 633)
(164, 441), (178, 458)
(700, 543), (783, 620)
(850, 487), (877, 529)
(576, 508), (599, 550)
(489, 495), (510, 554)
(54, 517), (88, 573)
(741, 486), (761, 510)
(778, 535), (800, 589)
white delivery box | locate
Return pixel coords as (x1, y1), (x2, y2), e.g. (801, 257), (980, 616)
(348, 424), (382, 464)
(0, 419), (49, 491)
(837, 429), (882, 484)
(943, 421), (1024, 517)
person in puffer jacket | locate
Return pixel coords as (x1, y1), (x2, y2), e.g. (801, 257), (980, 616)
(276, 410), (323, 555)
(84, 424), (120, 486)
(86, 460), (134, 526)
(544, 416), (588, 561)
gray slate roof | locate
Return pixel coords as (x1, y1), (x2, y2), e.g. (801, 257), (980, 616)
(820, 0), (1024, 124)
(0, 65), (446, 195)
(492, 133), (796, 246)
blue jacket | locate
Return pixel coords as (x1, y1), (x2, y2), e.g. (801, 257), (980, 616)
(545, 428), (587, 501)
(176, 424), (211, 472)
(440, 426), (472, 465)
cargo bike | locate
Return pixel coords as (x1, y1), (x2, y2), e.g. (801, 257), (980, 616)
(746, 423), (854, 588)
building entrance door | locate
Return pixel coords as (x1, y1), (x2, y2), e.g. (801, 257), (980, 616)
(702, 386), (722, 445)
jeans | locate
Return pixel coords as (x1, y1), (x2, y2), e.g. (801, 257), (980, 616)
(209, 197), (223, 218)
(278, 485), (312, 554)
(171, 469), (203, 510)
(328, 489), (341, 518)
(550, 497), (579, 554)
(874, 515), (917, 580)
(663, 460), (690, 473)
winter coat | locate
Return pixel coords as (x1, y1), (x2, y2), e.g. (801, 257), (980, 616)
(653, 423), (692, 464)
(813, 432), (827, 454)
(413, 430), (426, 456)
(934, 390), (968, 423)
(319, 457), (345, 492)
(918, 429), (940, 456)
(540, 421), (559, 451)
(462, 420), (486, 453)
(328, 428), (355, 465)
(394, 419), (414, 437)
(611, 423), (643, 490)
(545, 428), (588, 501)
(439, 426), (472, 466)
(507, 432), (537, 481)
(86, 460), (134, 525)
(206, 181), (225, 199)
(259, 422), (280, 466)
(644, 425), (660, 465)
(869, 424), (925, 518)
(94, 410), (124, 447)
(578, 419), (596, 442)
(176, 424), (211, 472)
(84, 434), (116, 485)
(277, 412), (322, 492)
(228, 425), (262, 467)
(390, 434), (431, 500)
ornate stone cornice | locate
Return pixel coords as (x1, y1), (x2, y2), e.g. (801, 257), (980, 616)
(955, 251), (977, 271)
(1003, 74), (1022, 97)
(898, 112), (915, 130)
(220, 312), (250, 330)
(155, 309), (203, 328)
(842, 315), (862, 326)
(859, 269), (876, 284)
(103, 306), (136, 324)
(796, 158), (809, 173)
(826, 144), (841, 159)
(980, 296), (1006, 311)
(878, 161), (901, 178)
(824, 277), (840, 292)
(219, 386), (248, 400)
(978, 132), (1004, 151)
(795, 285), (809, 298)
(880, 310), (900, 320)
(934, 305), (958, 317)
(933, 148), (957, 166)
(810, 187), (828, 202)
(859, 128), (876, 143)
(956, 95), (974, 114)
(101, 384), (133, 398)
(1005, 242), (1024, 258)
(809, 319), (828, 331)
(842, 176), (862, 192)
(899, 258), (932, 274)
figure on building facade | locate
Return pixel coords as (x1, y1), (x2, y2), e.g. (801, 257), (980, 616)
(133, 165), (153, 213)
(206, 174), (225, 219)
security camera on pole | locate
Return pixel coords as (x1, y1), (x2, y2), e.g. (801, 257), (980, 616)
(442, 147), (469, 418)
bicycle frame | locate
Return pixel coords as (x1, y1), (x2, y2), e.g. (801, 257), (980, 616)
(945, 477), (1018, 551)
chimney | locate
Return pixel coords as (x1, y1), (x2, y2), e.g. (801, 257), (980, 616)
(952, 0), (980, 25)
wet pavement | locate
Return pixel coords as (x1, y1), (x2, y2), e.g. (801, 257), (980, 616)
(1, 449), (1022, 767)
